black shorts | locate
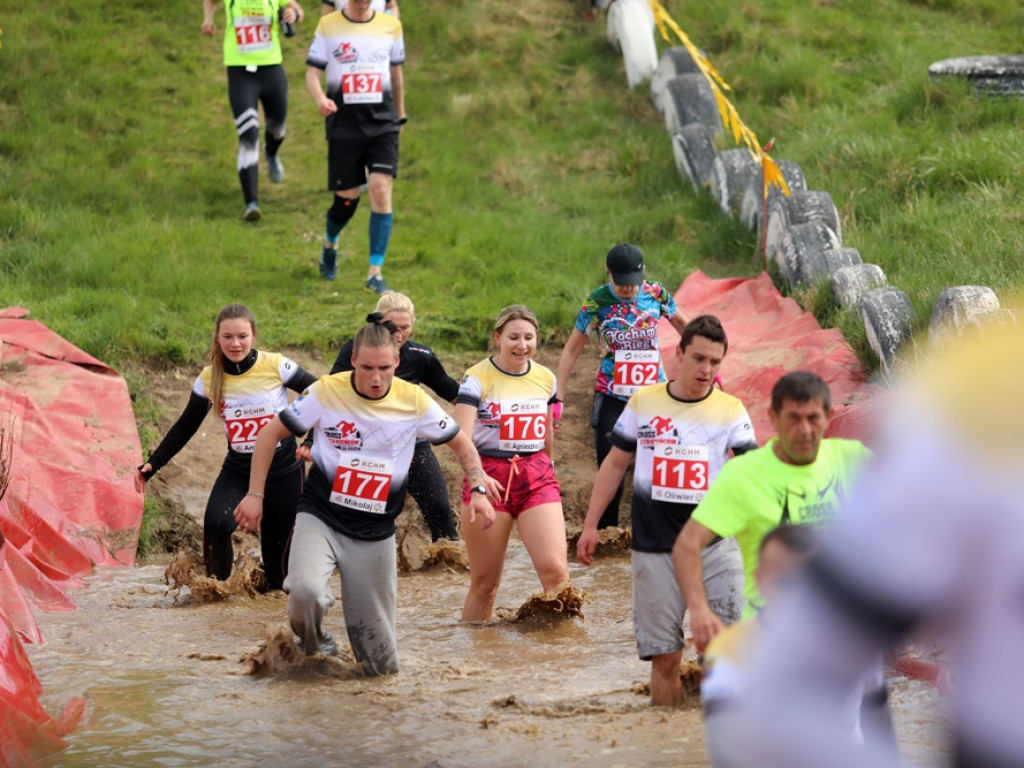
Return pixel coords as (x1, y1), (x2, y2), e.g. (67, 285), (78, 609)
(328, 132), (400, 191)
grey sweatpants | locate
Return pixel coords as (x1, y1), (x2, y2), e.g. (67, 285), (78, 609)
(283, 512), (398, 676)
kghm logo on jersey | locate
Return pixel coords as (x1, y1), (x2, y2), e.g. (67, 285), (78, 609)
(637, 415), (678, 448)
(324, 419), (362, 449)
(333, 41), (358, 63)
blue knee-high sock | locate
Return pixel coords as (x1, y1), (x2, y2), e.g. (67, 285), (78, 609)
(368, 212), (393, 268)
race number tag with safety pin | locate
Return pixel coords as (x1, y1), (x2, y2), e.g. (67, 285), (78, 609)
(340, 62), (386, 104)
(612, 348), (660, 397)
(331, 455), (393, 514)
(225, 403), (275, 453)
(651, 444), (709, 504)
(499, 400), (547, 453)
(233, 15), (273, 53)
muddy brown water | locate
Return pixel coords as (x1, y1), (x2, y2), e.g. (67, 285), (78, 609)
(28, 346), (947, 765)
(28, 538), (948, 768)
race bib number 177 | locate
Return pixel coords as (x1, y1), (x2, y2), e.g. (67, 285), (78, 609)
(331, 455), (393, 514)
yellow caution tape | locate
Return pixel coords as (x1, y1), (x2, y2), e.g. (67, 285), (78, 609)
(649, 0), (789, 199)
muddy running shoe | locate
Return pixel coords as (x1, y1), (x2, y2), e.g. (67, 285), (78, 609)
(296, 632), (338, 656)
(243, 201), (261, 222)
(319, 245), (338, 280)
(364, 274), (390, 293)
(267, 153), (284, 184)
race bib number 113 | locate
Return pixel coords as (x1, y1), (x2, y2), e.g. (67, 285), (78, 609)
(651, 444), (709, 504)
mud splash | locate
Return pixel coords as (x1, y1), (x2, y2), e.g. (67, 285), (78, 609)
(164, 547), (268, 602)
(397, 529), (469, 572)
(240, 624), (363, 679)
(496, 581), (587, 623)
(566, 525), (632, 558)
(631, 660), (704, 701)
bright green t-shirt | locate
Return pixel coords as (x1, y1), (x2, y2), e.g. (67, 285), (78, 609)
(692, 437), (872, 617)
(222, 0), (285, 67)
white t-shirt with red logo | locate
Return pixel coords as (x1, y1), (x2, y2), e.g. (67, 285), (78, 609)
(281, 372), (457, 540)
(456, 358), (557, 459)
(611, 382), (756, 552)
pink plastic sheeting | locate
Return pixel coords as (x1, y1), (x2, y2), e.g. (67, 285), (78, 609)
(0, 306), (143, 762)
(660, 271), (884, 446)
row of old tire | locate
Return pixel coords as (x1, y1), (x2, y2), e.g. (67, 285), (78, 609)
(605, 4), (1011, 377)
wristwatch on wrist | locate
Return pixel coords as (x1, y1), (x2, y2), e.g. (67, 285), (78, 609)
(470, 485), (487, 496)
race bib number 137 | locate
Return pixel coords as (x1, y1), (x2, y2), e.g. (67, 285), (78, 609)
(341, 62), (385, 104)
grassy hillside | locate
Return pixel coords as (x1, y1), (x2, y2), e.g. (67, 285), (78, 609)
(3, 0), (1024, 364)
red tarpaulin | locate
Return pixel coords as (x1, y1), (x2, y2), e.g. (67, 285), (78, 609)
(0, 306), (143, 765)
(660, 271), (884, 446)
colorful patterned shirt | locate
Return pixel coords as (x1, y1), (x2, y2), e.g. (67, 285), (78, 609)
(573, 281), (677, 401)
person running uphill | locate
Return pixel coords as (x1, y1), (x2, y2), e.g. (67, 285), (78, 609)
(556, 243), (688, 529)
(577, 315), (757, 706)
(306, 0), (405, 291)
(201, 0), (305, 222)
(298, 291), (462, 541)
(136, 304), (317, 590)
(456, 305), (571, 622)
(234, 316), (493, 675)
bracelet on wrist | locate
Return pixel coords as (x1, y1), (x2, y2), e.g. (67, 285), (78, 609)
(246, 492), (265, 499)
(398, 116), (408, 125)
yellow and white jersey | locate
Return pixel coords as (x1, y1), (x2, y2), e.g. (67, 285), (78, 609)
(281, 372), (457, 538)
(611, 383), (757, 551)
(457, 358), (556, 458)
(194, 351), (298, 454)
(306, 9), (404, 137)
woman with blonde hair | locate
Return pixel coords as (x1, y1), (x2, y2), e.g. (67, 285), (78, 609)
(137, 304), (318, 589)
(456, 305), (570, 621)
(300, 291), (461, 540)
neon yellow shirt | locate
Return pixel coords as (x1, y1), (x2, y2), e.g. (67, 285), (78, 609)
(693, 437), (871, 617)
(222, 0), (285, 67)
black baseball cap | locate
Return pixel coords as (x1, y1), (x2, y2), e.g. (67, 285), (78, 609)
(606, 243), (645, 286)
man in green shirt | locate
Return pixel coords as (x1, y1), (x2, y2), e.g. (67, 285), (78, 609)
(673, 371), (871, 652)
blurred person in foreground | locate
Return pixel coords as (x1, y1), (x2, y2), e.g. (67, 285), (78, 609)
(701, 524), (897, 767)
(737, 316), (1024, 767)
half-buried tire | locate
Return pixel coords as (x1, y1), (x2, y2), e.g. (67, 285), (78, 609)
(765, 190), (841, 267)
(775, 220), (841, 287)
(651, 47), (701, 113)
(672, 124), (717, 191)
(832, 263), (887, 310)
(859, 287), (915, 376)
(709, 149), (760, 217)
(663, 73), (723, 136)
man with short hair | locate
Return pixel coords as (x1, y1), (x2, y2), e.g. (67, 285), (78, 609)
(673, 370), (871, 653)
(306, 0), (405, 291)
(577, 315), (758, 706)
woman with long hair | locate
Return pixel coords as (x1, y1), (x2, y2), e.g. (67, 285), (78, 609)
(136, 304), (317, 589)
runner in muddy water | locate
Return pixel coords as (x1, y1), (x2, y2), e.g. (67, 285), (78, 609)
(456, 305), (570, 622)
(673, 371), (872, 654)
(233, 314), (495, 674)
(136, 304), (318, 591)
(297, 291), (461, 541)
(555, 243), (688, 529)
(577, 315), (757, 706)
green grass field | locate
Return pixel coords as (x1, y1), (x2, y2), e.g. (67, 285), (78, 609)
(3, 0), (1024, 382)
